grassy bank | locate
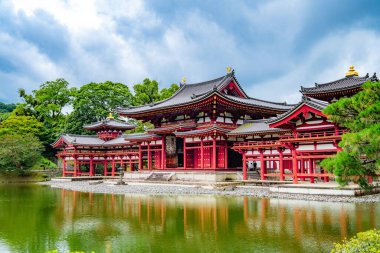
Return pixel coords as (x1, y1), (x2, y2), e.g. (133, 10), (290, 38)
(0, 171), (53, 183)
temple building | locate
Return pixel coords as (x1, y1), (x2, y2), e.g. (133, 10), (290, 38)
(53, 66), (378, 183)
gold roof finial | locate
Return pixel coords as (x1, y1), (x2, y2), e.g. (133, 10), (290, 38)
(226, 66), (232, 74)
(346, 65), (359, 77)
(181, 77), (186, 84)
(107, 112), (114, 119)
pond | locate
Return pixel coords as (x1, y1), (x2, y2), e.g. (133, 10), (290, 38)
(0, 184), (378, 253)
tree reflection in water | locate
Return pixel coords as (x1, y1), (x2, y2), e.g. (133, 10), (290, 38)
(0, 184), (378, 253)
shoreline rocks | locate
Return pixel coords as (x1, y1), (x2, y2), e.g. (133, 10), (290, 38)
(40, 181), (380, 203)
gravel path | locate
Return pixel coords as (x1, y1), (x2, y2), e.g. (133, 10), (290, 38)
(40, 181), (380, 203)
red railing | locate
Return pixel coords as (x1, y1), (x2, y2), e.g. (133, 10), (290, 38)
(233, 140), (281, 148)
(280, 130), (347, 140)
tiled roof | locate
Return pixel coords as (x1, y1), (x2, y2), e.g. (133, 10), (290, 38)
(124, 132), (161, 141)
(83, 118), (135, 131)
(223, 95), (292, 110)
(227, 119), (289, 136)
(174, 124), (231, 137)
(267, 96), (329, 125)
(118, 71), (292, 114)
(300, 73), (377, 94)
(54, 134), (132, 147)
(147, 122), (196, 134)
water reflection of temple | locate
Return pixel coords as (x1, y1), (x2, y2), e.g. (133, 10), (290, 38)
(57, 189), (379, 252)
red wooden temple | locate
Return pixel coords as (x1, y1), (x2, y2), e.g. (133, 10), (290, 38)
(53, 66), (378, 182)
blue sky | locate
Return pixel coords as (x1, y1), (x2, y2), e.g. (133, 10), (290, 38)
(1, 0), (380, 104)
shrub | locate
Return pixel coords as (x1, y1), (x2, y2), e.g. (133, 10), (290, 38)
(331, 229), (380, 253)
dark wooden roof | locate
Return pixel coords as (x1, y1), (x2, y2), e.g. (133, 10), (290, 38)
(300, 73), (377, 95)
(118, 71), (292, 115)
(83, 118), (135, 131)
(123, 133), (161, 141)
(52, 134), (132, 147)
(174, 124), (231, 137)
(227, 119), (289, 136)
(267, 96), (329, 126)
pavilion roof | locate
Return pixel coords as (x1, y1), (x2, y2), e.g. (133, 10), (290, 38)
(117, 71), (292, 116)
(83, 117), (135, 131)
(52, 133), (132, 148)
(227, 119), (290, 136)
(300, 73), (377, 95)
(147, 122), (196, 134)
(174, 124), (231, 137)
(266, 96), (329, 127)
(123, 132), (161, 142)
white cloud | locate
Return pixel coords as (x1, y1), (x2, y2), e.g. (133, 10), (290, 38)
(1, 0), (380, 106)
(249, 29), (380, 103)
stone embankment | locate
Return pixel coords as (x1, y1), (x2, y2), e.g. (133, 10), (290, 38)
(40, 180), (380, 203)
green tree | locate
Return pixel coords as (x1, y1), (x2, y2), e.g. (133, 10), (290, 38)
(0, 102), (16, 113)
(132, 79), (179, 105)
(65, 81), (133, 134)
(132, 78), (160, 105)
(159, 83), (180, 101)
(321, 81), (380, 188)
(0, 114), (44, 137)
(0, 134), (43, 174)
(18, 78), (76, 145)
(19, 78), (75, 122)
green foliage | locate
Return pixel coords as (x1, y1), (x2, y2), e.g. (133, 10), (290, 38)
(65, 81), (132, 134)
(19, 78), (75, 122)
(0, 134), (43, 174)
(19, 79), (76, 147)
(331, 229), (380, 253)
(132, 78), (179, 105)
(31, 157), (58, 171)
(0, 112), (11, 121)
(321, 81), (380, 188)
(0, 102), (16, 113)
(0, 113), (44, 138)
(159, 83), (180, 101)
(125, 118), (153, 133)
(133, 78), (160, 105)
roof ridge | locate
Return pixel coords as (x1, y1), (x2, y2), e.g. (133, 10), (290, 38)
(301, 75), (368, 91)
(223, 93), (295, 107)
(184, 74), (227, 87)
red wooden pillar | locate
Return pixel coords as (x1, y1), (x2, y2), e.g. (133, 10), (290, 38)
(212, 137), (216, 169)
(138, 144), (142, 170)
(291, 149), (298, 184)
(89, 156), (94, 176)
(201, 138), (204, 169)
(324, 168), (329, 182)
(224, 140), (228, 169)
(279, 150), (284, 181)
(104, 158), (108, 176)
(243, 152), (247, 180)
(120, 157), (124, 173)
(129, 156), (133, 171)
(310, 159), (315, 183)
(147, 143), (152, 170)
(259, 149), (265, 180)
(111, 156), (116, 176)
(301, 158), (305, 181)
(74, 156), (78, 177)
(62, 158), (66, 177)
(183, 138), (187, 169)
(161, 136), (166, 170)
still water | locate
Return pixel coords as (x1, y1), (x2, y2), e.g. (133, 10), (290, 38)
(0, 184), (378, 253)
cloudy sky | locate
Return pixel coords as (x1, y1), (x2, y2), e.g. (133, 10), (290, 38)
(1, 0), (380, 104)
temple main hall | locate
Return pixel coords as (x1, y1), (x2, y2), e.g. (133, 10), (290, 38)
(53, 66), (378, 183)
